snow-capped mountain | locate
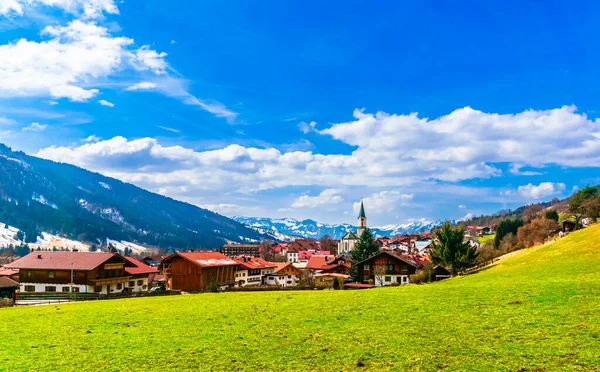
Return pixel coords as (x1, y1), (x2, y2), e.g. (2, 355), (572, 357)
(232, 216), (445, 240)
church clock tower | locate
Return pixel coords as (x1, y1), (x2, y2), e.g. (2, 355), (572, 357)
(357, 200), (367, 237)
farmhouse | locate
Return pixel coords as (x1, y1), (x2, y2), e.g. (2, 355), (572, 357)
(357, 251), (422, 286)
(234, 256), (276, 287)
(305, 254), (336, 272)
(160, 251), (237, 291)
(6, 252), (136, 294)
(0, 276), (18, 303)
(263, 262), (300, 288)
(123, 257), (158, 292)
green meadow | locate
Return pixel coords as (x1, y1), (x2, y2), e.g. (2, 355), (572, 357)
(477, 233), (496, 244)
(2, 225), (600, 371)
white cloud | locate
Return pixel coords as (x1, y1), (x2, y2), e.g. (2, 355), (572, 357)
(353, 191), (414, 214)
(292, 189), (343, 208)
(170, 40), (176, 44)
(33, 106), (600, 210)
(82, 134), (100, 142)
(518, 182), (566, 199)
(131, 45), (168, 74)
(98, 99), (114, 107)
(0, 20), (166, 101)
(509, 163), (543, 176)
(298, 121), (316, 134)
(0, 0), (119, 18)
(23, 122), (47, 131)
(157, 125), (180, 133)
(458, 205), (466, 209)
(125, 81), (157, 91)
(459, 213), (474, 221)
(0, 117), (17, 126)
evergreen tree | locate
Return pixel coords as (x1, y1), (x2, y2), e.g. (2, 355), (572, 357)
(494, 219), (524, 248)
(430, 222), (478, 275)
(349, 228), (379, 281)
(545, 210), (559, 223)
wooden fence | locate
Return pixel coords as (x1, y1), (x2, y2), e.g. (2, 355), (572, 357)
(15, 290), (181, 306)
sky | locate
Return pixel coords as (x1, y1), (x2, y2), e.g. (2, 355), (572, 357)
(1, 0), (600, 226)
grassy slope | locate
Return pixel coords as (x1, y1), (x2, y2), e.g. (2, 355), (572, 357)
(2, 226), (600, 371)
(478, 234), (496, 244)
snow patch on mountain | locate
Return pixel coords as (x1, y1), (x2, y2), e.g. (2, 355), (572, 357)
(99, 182), (111, 190)
(233, 216), (445, 240)
(106, 239), (152, 254)
(32, 193), (58, 209)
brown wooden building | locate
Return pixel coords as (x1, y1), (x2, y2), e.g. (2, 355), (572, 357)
(160, 251), (237, 292)
(358, 251), (421, 287)
(6, 252), (136, 294)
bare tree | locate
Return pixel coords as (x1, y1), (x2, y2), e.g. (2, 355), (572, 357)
(319, 234), (338, 255)
(373, 263), (387, 287)
(523, 204), (543, 223)
(260, 240), (275, 261)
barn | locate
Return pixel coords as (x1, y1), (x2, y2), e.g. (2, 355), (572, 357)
(160, 251), (237, 292)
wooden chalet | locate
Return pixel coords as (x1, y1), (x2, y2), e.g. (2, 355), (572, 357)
(123, 257), (159, 292)
(0, 276), (18, 303)
(160, 251), (237, 292)
(6, 252), (136, 294)
(357, 251), (422, 286)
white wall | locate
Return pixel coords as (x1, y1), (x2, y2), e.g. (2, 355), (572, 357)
(374, 275), (409, 287)
(19, 279), (148, 295)
(264, 274), (298, 288)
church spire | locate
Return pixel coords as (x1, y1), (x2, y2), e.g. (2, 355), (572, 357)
(357, 200), (367, 237)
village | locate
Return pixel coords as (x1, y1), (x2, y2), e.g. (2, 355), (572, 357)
(0, 202), (497, 306)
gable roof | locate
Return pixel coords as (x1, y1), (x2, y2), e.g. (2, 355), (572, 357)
(0, 276), (18, 288)
(0, 268), (19, 277)
(298, 250), (330, 260)
(341, 231), (358, 240)
(165, 251), (238, 268)
(234, 256), (277, 270)
(6, 252), (122, 271)
(306, 255), (336, 270)
(123, 257), (159, 275)
(358, 251), (422, 268)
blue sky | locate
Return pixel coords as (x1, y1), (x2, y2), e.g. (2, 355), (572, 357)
(1, 0), (600, 225)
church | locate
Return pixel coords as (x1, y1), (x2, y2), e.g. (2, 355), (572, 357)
(338, 200), (367, 254)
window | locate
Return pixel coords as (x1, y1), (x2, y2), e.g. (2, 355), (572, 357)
(24, 285), (35, 292)
(384, 276), (391, 282)
(137, 280), (143, 286)
(116, 283), (122, 290)
(386, 264), (394, 272)
(62, 287), (70, 292)
(72, 287), (80, 293)
(45, 286), (56, 292)
(403, 276), (408, 283)
(364, 264), (370, 270)
(94, 286), (102, 293)
(48, 271), (55, 278)
(129, 281), (135, 287)
(27, 271), (33, 278)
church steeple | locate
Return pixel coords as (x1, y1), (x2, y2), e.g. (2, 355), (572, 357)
(357, 200), (367, 237)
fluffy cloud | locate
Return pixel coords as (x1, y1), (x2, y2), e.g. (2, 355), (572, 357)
(98, 99), (114, 107)
(353, 191), (414, 214)
(23, 122), (47, 131)
(125, 81), (157, 91)
(518, 182), (566, 199)
(0, 20), (167, 101)
(292, 189), (343, 208)
(298, 121), (316, 134)
(35, 106), (600, 210)
(0, 0), (119, 18)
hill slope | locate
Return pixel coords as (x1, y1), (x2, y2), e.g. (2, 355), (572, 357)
(0, 143), (264, 250)
(2, 224), (599, 370)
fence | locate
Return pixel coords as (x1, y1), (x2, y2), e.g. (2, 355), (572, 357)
(15, 290), (181, 306)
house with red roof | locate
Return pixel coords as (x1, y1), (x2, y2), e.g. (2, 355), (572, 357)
(233, 256), (277, 287)
(264, 262), (300, 288)
(159, 251), (238, 291)
(6, 251), (137, 294)
(123, 256), (158, 292)
(305, 254), (336, 271)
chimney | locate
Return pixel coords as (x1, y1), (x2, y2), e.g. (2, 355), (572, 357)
(37, 254), (42, 259)
(72, 249), (78, 252)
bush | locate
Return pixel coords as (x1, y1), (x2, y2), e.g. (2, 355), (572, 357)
(409, 263), (435, 284)
(389, 282), (399, 287)
(206, 281), (221, 293)
(517, 218), (559, 248)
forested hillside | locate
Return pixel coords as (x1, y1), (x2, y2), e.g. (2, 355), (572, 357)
(0, 143), (264, 251)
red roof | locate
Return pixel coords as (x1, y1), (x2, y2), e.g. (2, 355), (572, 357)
(149, 273), (167, 283)
(298, 250), (331, 260)
(0, 268), (19, 277)
(166, 251), (238, 268)
(6, 252), (120, 271)
(123, 256), (158, 275)
(234, 256), (277, 270)
(0, 276), (18, 288)
(305, 255), (335, 270)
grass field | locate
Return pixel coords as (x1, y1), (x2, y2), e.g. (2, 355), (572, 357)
(477, 233), (495, 244)
(2, 226), (600, 371)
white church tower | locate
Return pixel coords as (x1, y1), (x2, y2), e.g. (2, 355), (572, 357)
(357, 200), (367, 237)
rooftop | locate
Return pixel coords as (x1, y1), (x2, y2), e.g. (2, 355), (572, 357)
(6, 252), (121, 271)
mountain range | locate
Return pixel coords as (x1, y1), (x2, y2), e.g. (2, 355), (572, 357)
(0, 143), (266, 251)
(232, 216), (446, 240)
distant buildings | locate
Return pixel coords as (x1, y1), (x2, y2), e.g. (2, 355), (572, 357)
(222, 244), (260, 258)
(357, 251), (423, 286)
(339, 201), (367, 254)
